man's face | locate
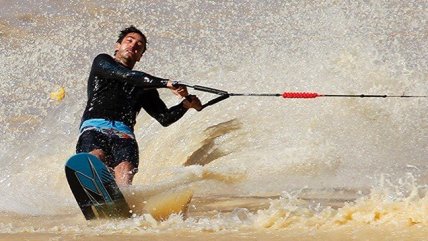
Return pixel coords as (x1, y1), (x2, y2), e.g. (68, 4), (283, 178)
(114, 32), (146, 63)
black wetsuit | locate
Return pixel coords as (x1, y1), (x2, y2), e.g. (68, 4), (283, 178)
(76, 53), (188, 169)
(81, 53), (188, 130)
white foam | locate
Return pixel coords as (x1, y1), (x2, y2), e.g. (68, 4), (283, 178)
(0, 0), (426, 223)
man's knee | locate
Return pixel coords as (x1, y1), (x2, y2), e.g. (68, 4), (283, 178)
(115, 161), (138, 174)
(90, 149), (106, 161)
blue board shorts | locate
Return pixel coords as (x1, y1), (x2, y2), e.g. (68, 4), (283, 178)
(75, 119), (139, 173)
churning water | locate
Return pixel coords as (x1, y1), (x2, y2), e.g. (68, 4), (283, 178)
(0, 0), (427, 240)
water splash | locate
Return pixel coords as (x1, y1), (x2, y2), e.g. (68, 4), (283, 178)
(0, 2), (426, 239)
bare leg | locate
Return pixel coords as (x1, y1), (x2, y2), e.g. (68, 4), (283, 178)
(90, 149), (135, 185)
(114, 161), (136, 186)
(90, 149), (106, 161)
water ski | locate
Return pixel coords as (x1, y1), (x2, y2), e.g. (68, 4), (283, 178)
(65, 153), (131, 220)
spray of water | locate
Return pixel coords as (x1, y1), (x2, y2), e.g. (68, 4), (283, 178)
(0, 2), (426, 234)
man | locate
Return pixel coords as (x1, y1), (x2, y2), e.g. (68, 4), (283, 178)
(76, 26), (202, 186)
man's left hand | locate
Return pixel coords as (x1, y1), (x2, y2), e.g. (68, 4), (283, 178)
(183, 95), (203, 111)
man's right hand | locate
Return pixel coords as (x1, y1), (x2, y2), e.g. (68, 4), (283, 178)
(167, 80), (203, 111)
(167, 80), (189, 98)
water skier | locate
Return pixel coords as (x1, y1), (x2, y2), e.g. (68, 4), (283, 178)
(76, 26), (202, 185)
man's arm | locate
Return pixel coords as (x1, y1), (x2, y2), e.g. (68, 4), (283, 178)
(92, 53), (169, 88)
(140, 90), (189, 127)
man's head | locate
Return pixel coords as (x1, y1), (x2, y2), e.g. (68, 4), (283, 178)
(114, 25), (147, 68)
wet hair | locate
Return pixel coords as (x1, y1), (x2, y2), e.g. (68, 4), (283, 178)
(116, 25), (147, 52)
